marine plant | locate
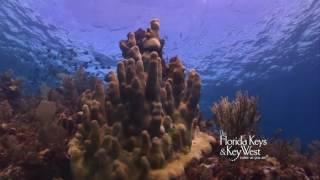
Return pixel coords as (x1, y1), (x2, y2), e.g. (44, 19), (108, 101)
(211, 91), (261, 137)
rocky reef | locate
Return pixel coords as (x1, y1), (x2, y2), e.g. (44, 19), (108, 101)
(183, 92), (320, 180)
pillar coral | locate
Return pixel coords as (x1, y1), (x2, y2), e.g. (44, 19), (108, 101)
(68, 19), (215, 180)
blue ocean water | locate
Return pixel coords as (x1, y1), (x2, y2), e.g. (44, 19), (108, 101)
(0, 0), (319, 143)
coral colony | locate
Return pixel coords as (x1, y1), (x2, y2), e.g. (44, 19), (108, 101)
(67, 19), (214, 180)
(0, 19), (320, 180)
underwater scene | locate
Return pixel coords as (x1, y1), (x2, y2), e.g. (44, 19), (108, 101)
(0, 0), (320, 179)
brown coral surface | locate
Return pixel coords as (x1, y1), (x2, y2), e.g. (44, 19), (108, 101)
(67, 19), (214, 180)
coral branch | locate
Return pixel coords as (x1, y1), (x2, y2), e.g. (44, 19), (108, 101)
(212, 91), (260, 137)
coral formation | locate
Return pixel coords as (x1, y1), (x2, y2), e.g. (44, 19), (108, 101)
(212, 91), (260, 137)
(183, 137), (320, 180)
(0, 69), (96, 180)
(66, 19), (214, 180)
(0, 19), (319, 180)
(0, 110), (70, 180)
(0, 71), (22, 104)
(0, 71), (22, 117)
